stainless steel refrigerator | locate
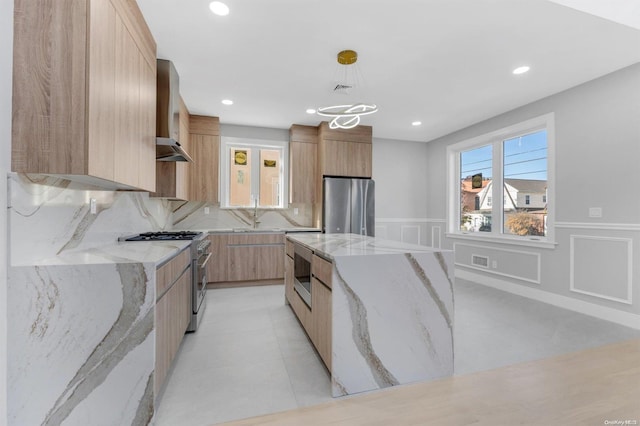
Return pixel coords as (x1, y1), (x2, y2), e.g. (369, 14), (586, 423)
(323, 177), (375, 236)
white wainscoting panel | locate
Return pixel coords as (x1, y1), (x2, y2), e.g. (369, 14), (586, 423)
(431, 226), (441, 249)
(570, 235), (633, 304)
(375, 225), (388, 239)
(401, 225), (420, 245)
(454, 243), (541, 284)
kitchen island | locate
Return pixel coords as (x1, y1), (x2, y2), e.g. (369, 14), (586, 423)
(284, 233), (454, 397)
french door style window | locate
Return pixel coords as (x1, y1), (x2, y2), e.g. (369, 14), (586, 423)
(220, 137), (288, 208)
(448, 114), (555, 243)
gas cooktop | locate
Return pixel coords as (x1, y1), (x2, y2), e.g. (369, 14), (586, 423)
(121, 231), (203, 241)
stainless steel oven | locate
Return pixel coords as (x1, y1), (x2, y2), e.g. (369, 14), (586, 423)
(188, 237), (211, 332)
(293, 244), (312, 307)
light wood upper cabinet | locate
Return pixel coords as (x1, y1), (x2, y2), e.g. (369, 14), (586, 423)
(289, 125), (318, 204)
(189, 116), (220, 202)
(12, 0), (156, 191)
(154, 97), (190, 199)
(318, 122), (372, 178)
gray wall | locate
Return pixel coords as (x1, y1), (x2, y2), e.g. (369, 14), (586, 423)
(372, 137), (432, 246)
(425, 63), (640, 323)
(220, 123), (289, 141)
(1, 0), (12, 422)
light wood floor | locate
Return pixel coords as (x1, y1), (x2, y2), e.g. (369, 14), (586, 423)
(220, 338), (640, 426)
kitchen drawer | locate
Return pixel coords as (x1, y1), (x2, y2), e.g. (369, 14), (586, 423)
(285, 239), (294, 259)
(227, 233), (284, 246)
(156, 248), (190, 299)
(312, 254), (332, 289)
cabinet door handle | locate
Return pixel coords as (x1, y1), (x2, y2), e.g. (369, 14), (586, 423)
(199, 253), (213, 269)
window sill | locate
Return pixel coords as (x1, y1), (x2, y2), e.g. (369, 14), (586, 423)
(446, 232), (557, 249)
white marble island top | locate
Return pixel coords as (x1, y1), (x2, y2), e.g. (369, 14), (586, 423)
(287, 232), (450, 259)
(286, 233), (455, 397)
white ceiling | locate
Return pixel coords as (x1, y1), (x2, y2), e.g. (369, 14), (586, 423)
(137, 0), (640, 142)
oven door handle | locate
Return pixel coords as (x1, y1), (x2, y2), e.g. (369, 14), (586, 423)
(199, 253), (213, 269)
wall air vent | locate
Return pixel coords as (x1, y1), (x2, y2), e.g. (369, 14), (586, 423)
(471, 254), (489, 268)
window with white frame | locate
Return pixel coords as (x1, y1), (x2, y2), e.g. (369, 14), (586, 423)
(220, 137), (288, 208)
(448, 114), (554, 243)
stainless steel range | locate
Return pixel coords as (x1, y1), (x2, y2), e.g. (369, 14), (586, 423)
(121, 231), (211, 332)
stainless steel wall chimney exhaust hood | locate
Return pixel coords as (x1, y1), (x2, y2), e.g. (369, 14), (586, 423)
(156, 59), (193, 162)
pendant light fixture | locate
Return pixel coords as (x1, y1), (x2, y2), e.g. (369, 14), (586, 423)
(317, 50), (378, 129)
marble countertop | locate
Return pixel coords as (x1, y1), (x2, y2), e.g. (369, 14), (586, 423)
(16, 240), (191, 267)
(206, 227), (321, 234)
(286, 233), (451, 260)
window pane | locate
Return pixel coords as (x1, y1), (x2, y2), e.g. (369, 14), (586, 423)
(460, 145), (492, 232)
(503, 130), (547, 236)
(229, 148), (251, 207)
(259, 149), (280, 207)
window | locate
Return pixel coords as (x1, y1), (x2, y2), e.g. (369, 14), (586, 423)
(448, 114), (554, 244)
(220, 137), (289, 208)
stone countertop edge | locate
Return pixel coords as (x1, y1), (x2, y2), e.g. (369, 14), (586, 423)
(286, 233), (453, 261)
(206, 228), (321, 234)
(13, 240), (192, 268)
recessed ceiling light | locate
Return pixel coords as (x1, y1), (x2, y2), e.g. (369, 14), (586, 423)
(513, 66), (530, 75)
(306, 108), (316, 114)
(209, 1), (229, 16)
(411, 121), (422, 126)
(221, 99), (233, 105)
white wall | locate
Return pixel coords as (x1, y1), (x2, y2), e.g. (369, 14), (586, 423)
(372, 137), (432, 245)
(425, 63), (640, 327)
(0, 0), (12, 423)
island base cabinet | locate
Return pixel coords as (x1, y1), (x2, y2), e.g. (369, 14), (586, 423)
(311, 278), (332, 369)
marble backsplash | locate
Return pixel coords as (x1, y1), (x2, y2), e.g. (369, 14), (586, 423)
(171, 201), (314, 230)
(8, 173), (173, 265)
(8, 173), (315, 265)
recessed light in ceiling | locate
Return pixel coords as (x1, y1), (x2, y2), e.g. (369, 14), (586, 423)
(209, 1), (229, 16)
(306, 108), (316, 114)
(513, 66), (530, 75)
(411, 121), (422, 126)
(221, 99), (233, 105)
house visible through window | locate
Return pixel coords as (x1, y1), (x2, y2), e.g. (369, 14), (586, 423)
(450, 114), (554, 242)
(220, 137), (288, 208)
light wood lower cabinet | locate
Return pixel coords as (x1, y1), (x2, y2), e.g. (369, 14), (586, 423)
(284, 238), (332, 371)
(155, 249), (191, 397)
(311, 278), (332, 369)
(207, 233), (285, 285)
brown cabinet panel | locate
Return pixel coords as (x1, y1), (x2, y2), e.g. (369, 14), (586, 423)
(207, 234), (229, 283)
(189, 133), (219, 202)
(289, 125), (318, 204)
(209, 233), (285, 284)
(114, 14), (140, 188)
(312, 277), (332, 369)
(138, 56), (156, 192)
(228, 244), (284, 281)
(285, 252), (295, 304)
(155, 249), (191, 396)
(289, 141), (317, 203)
(312, 254), (332, 289)
(12, 0), (157, 190)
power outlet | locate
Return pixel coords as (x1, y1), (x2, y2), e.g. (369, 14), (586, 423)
(293, 208), (299, 215)
(491, 260), (498, 269)
(89, 198), (97, 215)
(588, 207), (602, 218)
(204, 207), (210, 215)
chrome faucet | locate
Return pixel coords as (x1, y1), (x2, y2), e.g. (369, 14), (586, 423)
(252, 198), (261, 229)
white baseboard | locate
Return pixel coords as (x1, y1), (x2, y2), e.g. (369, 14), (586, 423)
(456, 269), (640, 330)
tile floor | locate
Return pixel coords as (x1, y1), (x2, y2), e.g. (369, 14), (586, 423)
(154, 278), (640, 426)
